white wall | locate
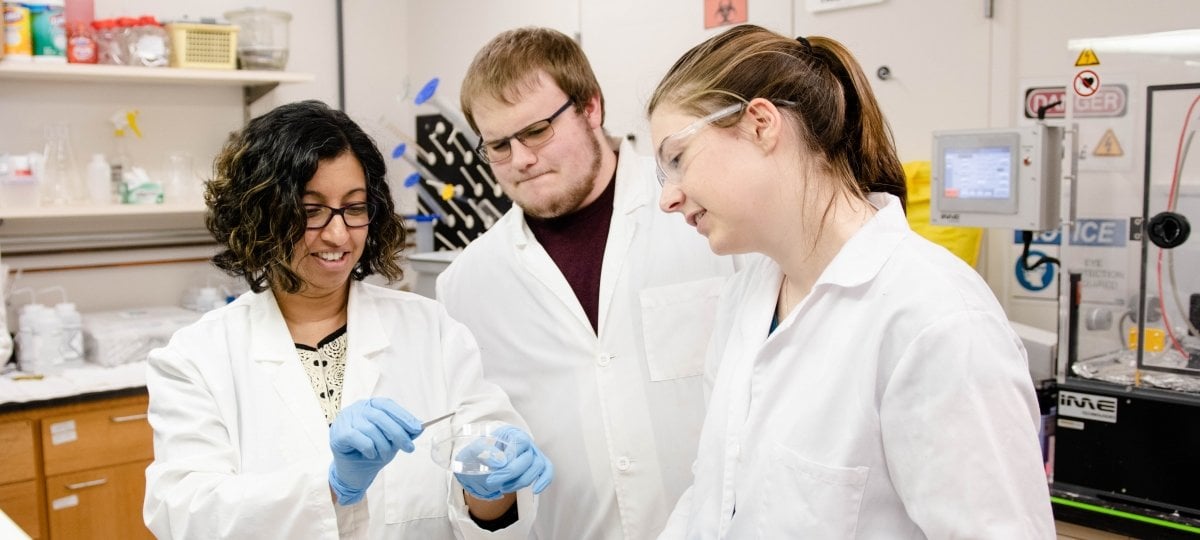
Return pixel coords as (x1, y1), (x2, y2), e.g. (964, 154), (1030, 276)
(580, 0), (793, 153)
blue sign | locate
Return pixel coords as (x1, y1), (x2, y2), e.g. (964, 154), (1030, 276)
(1012, 219), (1126, 247)
(1015, 251), (1057, 292)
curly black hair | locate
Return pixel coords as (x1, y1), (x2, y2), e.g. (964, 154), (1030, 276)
(206, 100), (406, 294)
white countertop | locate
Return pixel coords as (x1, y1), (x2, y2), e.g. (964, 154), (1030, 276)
(0, 361), (147, 406)
(0, 507), (30, 540)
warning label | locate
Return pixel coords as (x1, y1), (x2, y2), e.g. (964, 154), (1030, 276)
(1094, 129), (1124, 157)
(1024, 84), (1126, 119)
(1075, 48), (1100, 67)
(1074, 69), (1100, 97)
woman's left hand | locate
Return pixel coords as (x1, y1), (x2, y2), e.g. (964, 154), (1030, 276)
(455, 425), (553, 499)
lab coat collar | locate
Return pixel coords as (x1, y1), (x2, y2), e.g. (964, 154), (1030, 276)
(246, 288), (300, 363)
(345, 282), (389, 359)
(341, 282), (387, 403)
(246, 282), (385, 360)
(814, 193), (908, 289)
(246, 283), (388, 447)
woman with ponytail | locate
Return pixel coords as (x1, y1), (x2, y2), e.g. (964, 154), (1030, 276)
(647, 25), (1054, 538)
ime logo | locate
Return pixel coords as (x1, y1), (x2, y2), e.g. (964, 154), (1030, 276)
(1058, 391), (1118, 423)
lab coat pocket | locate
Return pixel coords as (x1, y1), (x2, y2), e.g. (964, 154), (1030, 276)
(640, 276), (726, 381)
(760, 443), (869, 537)
(383, 439), (450, 524)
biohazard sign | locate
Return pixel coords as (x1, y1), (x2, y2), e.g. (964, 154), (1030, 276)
(705, 0), (747, 28)
(1094, 129), (1124, 157)
(1074, 70), (1100, 97)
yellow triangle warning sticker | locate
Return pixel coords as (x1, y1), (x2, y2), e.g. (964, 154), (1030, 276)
(1094, 128), (1123, 157)
(1075, 48), (1100, 67)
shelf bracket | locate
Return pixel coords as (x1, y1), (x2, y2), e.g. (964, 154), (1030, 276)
(244, 83), (281, 115)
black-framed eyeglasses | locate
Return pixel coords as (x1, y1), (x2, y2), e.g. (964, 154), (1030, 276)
(475, 99), (575, 164)
(304, 202), (374, 230)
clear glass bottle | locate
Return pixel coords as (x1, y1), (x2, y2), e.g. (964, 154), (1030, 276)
(40, 122), (83, 206)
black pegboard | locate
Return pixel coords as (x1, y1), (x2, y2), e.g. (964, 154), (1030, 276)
(413, 113), (511, 250)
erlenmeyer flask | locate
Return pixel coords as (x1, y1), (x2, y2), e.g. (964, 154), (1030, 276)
(40, 122), (84, 206)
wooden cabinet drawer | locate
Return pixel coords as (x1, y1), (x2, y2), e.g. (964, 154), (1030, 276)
(41, 403), (153, 477)
(0, 420), (36, 484)
(0, 480), (42, 539)
(46, 460), (153, 540)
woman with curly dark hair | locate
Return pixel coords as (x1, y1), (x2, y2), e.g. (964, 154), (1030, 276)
(143, 100), (551, 539)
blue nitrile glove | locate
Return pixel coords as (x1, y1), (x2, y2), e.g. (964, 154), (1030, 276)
(328, 398), (423, 505)
(454, 425), (554, 500)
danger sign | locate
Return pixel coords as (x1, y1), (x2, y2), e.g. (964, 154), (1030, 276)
(1074, 70), (1100, 97)
(1024, 84), (1127, 119)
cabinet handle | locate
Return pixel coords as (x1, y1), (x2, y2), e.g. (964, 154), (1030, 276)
(110, 413), (148, 423)
(65, 478), (108, 490)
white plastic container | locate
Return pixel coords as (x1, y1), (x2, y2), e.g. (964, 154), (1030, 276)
(17, 304), (65, 374)
(86, 153), (110, 204)
(55, 302), (84, 363)
(0, 154), (39, 209)
(193, 286), (225, 312)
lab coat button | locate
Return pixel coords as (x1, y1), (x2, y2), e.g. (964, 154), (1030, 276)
(616, 456), (631, 471)
(598, 354), (612, 367)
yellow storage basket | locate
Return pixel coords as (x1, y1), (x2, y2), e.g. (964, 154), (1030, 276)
(166, 23), (238, 70)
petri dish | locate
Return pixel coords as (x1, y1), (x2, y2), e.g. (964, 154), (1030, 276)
(430, 421), (513, 475)
(431, 435), (511, 474)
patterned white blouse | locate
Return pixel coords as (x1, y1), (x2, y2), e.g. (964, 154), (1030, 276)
(295, 325), (348, 425)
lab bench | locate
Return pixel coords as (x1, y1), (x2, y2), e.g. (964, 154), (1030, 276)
(0, 363), (152, 540)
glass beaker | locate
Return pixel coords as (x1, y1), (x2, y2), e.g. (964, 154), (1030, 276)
(40, 122), (83, 206)
(163, 151), (197, 204)
(224, 8), (291, 70)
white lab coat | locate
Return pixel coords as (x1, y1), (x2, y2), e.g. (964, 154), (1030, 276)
(437, 140), (736, 539)
(661, 194), (1056, 539)
(0, 263), (11, 364)
(144, 281), (535, 540)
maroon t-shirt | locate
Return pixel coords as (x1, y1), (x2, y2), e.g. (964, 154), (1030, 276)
(525, 174), (617, 334)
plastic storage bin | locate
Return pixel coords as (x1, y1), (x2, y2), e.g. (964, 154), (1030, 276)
(166, 22), (237, 69)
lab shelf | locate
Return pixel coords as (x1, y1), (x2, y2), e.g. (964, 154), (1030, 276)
(0, 61), (312, 86)
(0, 202), (205, 220)
(0, 61), (313, 106)
(0, 204), (211, 254)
